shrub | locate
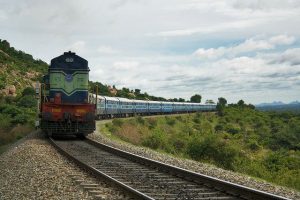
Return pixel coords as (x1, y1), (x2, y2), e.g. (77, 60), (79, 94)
(247, 139), (261, 151)
(2, 105), (22, 117)
(18, 95), (36, 108)
(115, 124), (141, 144)
(187, 134), (238, 170)
(12, 113), (28, 124)
(193, 117), (200, 124)
(175, 116), (183, 121)
(225, 123), (240, 134)
(0, 114), (12, 129)
(112, 118), (123, 127)
(215, 124), (224, 132)
(4, 96), (15, 104)
(142, 129), (166, 149)
(22, 87), (35, 96)
(165, 116), (176, 126)
(105, 123), (117, 133)
(147, 118), (157, 129)
(136, 116), (145, 124)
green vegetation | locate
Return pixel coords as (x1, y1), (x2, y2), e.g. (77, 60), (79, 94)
(101, 105), (300, 191)
(0, 87), (37, 153)
(0, 39), (48, 91)
(0, 39), (46, 154)
(190, 94), (202, 103)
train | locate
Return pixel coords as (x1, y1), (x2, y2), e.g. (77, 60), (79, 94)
(40, 51), (95, 137)
(89, 95), (216, 119)
(39, 51), (216, 137)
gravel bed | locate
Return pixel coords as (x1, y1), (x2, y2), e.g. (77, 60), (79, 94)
(89, 121), (300, 200)
(0, 131), (127, 200)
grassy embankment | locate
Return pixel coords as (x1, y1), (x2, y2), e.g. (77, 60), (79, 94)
(0, 39), (48, 154)
(99, 107), (300, 191)
(0, 88), (37, 154)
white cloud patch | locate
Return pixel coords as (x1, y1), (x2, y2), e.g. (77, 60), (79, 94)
(113, 61), (140, 70)
(97, 45), (118, 54)
(266, 48), (300, 66)
(194, 35), (295, 59)
(68, 41), (86, 54)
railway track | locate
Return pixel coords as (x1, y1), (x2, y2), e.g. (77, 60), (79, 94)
(49, 137), (289, 200)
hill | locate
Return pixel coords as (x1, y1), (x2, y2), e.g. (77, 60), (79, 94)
(256, 101), (300, 113)
(0, 39), (48, 96)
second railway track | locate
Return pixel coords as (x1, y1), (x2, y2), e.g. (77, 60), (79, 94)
(49, 137), (289, 200)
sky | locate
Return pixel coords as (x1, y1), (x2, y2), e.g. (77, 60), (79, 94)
(0, 0), (300, 104)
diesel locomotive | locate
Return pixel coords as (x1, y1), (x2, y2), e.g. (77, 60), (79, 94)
(40, 51), (95, 137)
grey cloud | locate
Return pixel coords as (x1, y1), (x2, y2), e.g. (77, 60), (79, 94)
(232, 0), (300, 10)
(261, 71), (300, 78)
(268, 48), (300, 66)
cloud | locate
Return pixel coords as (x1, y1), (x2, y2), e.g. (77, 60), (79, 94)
(97, 45), (118, 54)
(113, 61), (140, 70)
(267, 48), (300, 66)
(231, 0), (300, 10)
(152, 20), (259, 37)
(194, 35), (295, 59)
(68, 41), (86, 54)
(269, 35), (295, 45)
(1, 0), (300, 103)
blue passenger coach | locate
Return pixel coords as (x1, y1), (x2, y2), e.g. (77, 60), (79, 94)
(90, 94), (216, 119)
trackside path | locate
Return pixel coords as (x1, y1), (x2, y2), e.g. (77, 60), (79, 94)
(0, 131), (127, 200)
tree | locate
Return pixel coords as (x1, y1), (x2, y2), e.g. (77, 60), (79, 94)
(237, 99), (245, 107)
(216, 97), (227, 116)
(22, 87), (35, 96)
(134, 89), (141, 95)
(218, 97), (227, 106)
(190, 94), (202, 103)
(178, 98), (185, 102)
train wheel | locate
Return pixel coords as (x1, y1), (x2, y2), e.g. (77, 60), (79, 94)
(77, 134), (86, 140)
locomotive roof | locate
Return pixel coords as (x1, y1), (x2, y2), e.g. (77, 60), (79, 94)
(50, 51), (89, 70)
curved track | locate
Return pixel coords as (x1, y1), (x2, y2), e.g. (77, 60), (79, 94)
(49, 137), (289, 200)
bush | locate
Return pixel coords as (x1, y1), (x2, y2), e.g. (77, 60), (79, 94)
(247, 139), (261, 151)
(0, 114), (12, 129)
(1, 105), (22, 117)
(17, 95), (36, 108)
(112, 118), (124, 127)
(225, 123), (240, 134)
(142, 129), (166, 149)
(136, 116), (145, 124)
(12, 113), (28, 124)
(215, 124), (224, 132)
(105, 123), (117, 133)
(146, 118), (157, 129)
(165, 116), (176, 126)
(175, 116), (183, 121)
(22, 87), (35, 96)
(193, 117), (200, 124)
(187, 134), (238, 170)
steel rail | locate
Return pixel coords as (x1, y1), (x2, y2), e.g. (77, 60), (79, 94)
(49, 137), (154, 200)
